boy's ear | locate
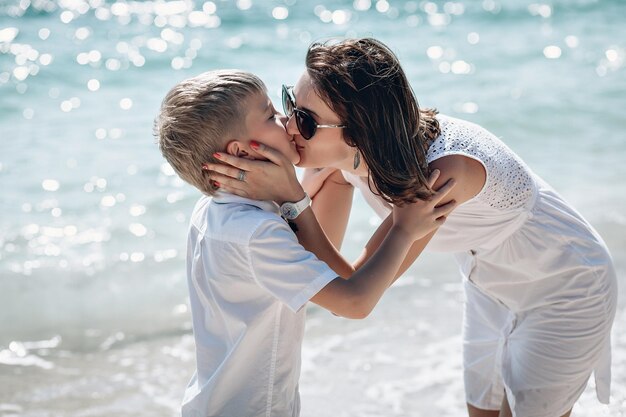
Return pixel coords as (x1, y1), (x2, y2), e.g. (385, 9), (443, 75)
(225, 140), (251, 159)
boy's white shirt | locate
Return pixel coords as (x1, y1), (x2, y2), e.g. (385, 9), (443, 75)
(182, 192), (338, 417)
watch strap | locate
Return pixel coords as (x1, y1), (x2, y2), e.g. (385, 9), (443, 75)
(280, 193), (311, 220)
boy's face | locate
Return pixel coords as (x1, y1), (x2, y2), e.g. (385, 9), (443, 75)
(242, 91), (300, 164)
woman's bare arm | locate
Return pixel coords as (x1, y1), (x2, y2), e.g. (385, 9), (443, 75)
(305, 169), (354, 250)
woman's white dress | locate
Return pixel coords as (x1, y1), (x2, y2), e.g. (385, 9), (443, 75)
(342, 114), (617, 416)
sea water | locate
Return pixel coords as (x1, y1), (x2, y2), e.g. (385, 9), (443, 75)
(1, 0), (625, 416)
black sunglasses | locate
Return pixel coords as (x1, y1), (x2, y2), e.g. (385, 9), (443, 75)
(282, 85), (346, 140)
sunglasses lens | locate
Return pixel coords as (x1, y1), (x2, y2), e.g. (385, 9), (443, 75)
(295, 110), (316, 140)
(282, 85), (293, 117)
(283, 85), (317, 140)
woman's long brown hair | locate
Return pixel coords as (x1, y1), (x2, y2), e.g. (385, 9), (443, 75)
(306, 38), (441, 205)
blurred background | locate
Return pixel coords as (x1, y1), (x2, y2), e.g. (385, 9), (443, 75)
(1, 0), (625, 416)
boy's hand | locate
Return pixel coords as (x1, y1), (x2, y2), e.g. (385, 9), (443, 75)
(202, 142), (305, 204)
(391, 170), (457, 241)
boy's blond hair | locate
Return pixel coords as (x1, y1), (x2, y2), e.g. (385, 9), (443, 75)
(154, 70), (266, 195)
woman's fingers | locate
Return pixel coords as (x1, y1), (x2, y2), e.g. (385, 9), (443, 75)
(212, 152), (255, 171)
(207, 171), (250, 190)
(432, 178), (456, 203)
(434, 199), (458, 217)
(203, 162), (246, 181)
(250, 141), (288, 166)
(427, 169), (441, 188)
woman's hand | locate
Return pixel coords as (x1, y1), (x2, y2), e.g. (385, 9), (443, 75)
(202, 142), (305, 204)
(391, 170), (457, 241)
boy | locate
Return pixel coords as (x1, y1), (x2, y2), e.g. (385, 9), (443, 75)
(154, 70), (455, 416)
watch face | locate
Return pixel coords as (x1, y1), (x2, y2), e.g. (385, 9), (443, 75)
(280, 194), (309, 219)
(281, 204), (296, 218)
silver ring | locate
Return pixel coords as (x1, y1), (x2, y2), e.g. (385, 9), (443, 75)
(237, 170), (247, 182)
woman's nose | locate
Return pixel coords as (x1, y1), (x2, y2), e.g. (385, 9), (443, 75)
(284, 113), (299, 135)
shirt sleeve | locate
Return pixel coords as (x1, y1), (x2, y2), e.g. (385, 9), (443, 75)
(247, 218), (338, 312)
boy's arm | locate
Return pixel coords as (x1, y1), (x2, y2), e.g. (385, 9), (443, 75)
(284, 169), (354, 278)
(310, 187), (455, 319)
(287, 206), (355, 279)
(353, 215), (437, 283)
(310, 223), (415, 319)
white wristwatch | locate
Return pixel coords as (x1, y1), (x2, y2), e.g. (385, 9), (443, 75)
(279, 193), (311, 220)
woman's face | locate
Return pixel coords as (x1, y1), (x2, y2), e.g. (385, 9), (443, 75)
(287, 71), (354, 170)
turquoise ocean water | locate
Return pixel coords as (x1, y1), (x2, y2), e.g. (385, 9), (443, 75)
(1, 0), (625, 415)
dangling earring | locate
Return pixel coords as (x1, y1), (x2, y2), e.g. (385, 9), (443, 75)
(353, 150), (361, 170)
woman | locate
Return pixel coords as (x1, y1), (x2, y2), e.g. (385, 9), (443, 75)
(203, 38), (617, 417)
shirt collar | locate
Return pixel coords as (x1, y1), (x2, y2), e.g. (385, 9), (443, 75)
(212, 191), (280, 215)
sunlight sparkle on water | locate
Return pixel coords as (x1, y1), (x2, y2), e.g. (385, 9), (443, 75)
(42, 179), (60, 191)
(130, 252), (145, 262)
(451, 60), (472, 74)
(528, 3), (551, 18)
(332, 10), (351, 25)
(202, 1), (216, 14)
(129, 223), (147, 237)
(427, 45), (444, 60)
(87, 79), (100, 91)
(39, 53), (53, 65)
(467, 32), (479, 45)
(109, 128), (123, 139)
(74, 27), (91, 40)
(565, 35), (579, 48)
(444, 2), (465, 15)
(129, 204), (146, 216)
(606, 49), (619, 62)
(101, 195), (116, 207)
(353, 0), (371, 11)
(12, 66), (29, 81)
(272, 6), (288, 20)
(187, 11), (209, 27)
(146, 37), (167, 52)
(318, 9), (332, 23)
(105, 58), (121, 71)
(376, 0), (390, 13)
(543, 45), (562, 59)
(95, 128), (107, 139)
(60, 10), (74, 23)
(457, 101), (478, 114)
(0, 27), (19, 43)
(428, 13), (450, 27)
(119, 98), (132, 110)
(38, 28), (50, 40)
(236, 0), (252, 11)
